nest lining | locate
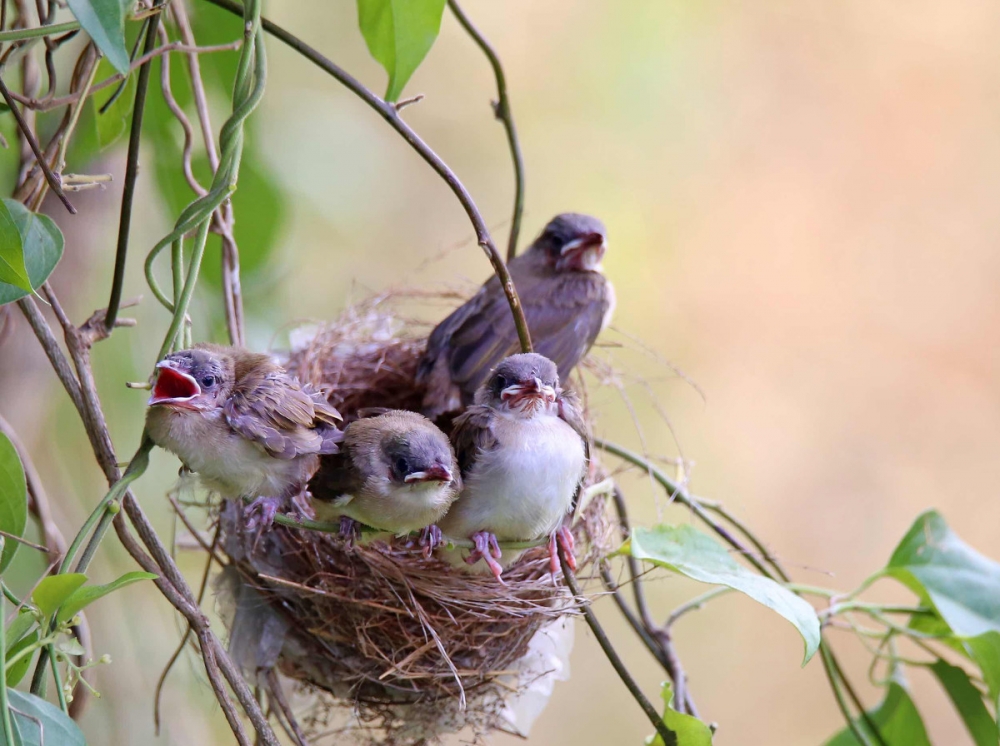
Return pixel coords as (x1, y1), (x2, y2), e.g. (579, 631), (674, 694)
(215, 290), (616, 744)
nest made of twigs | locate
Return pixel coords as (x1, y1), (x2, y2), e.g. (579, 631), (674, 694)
(216, 291), (616, 744)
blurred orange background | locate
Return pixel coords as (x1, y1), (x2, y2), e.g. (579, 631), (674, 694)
(2, 1), (999, 744)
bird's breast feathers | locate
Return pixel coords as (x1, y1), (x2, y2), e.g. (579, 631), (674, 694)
(454, 413), (586, 540)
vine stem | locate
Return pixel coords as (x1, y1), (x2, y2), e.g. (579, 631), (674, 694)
(201, 0), (533, 354)
(559, 546), (675, 744)
(447, 0), (525, 261)
(105, 6), (163, 331)
(0, 551), (17, 746)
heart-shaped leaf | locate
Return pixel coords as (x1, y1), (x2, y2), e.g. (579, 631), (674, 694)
(930, 659), (997, 746)
(881, 510), (1000, 638)
(824, 680), (931, 746)
(56, 570), (158, 624)
(66, 0), (133, 75)
(648, 680), (714, 746)
(0, 201), (29, 293)
(8, 689), (86, 746)
(31, 574), (87, 619)
(0, 432), (27, 573)
(0, 200), (65, 306)
(619, 524), (820, 663)
(357, 0), (446, 102)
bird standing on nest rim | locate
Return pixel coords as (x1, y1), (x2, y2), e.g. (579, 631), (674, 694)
(418, 213), (614, 419)
(145, 344), (342, 529)
(440, 353), (588, 583)
(309, 410), (461, 555)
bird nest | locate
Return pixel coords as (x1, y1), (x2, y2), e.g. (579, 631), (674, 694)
(214, 292), (617, 744)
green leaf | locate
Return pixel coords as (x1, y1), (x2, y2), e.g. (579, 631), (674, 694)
(647, 681), (714, 746)
(0, 200), (29, 293)
(66, 0), (133, 75)
(930, 660), (997, 746)
(56, 570), (157, 624)
(8, 689), (86, 746)
(620, 524), (821, 663)
(5, 630), (38, 687)
(4, 611), (36, 655)
(824, 681), (931, 746)
(356, 0), (446, 102)
(31, 575), (87, 619)
(0, 200), (65, 306)
(967, 632), (1000, 719)
(91, 56), (136, 150)
(0, 432), (27, 573)
(882, 510), (1000, 638)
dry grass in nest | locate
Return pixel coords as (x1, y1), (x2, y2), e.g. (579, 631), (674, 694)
(214, 290), (617, 744)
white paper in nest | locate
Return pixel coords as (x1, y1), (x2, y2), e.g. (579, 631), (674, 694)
(498, 616), (576, 737)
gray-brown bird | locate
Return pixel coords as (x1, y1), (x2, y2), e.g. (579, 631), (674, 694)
(145, 344), (342, 528)
(439, 353), (588, 582)
(418, 213), (614, 419)
(309, 410), (461, 554)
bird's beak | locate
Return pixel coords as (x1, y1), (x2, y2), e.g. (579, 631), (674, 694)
(560, 232), (606, 258)
(148, 362), (201, 408)
(404, 464), (453, 484)
(501, 378), (557, 405)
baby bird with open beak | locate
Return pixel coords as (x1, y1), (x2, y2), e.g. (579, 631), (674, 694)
(309, 410), (461, 554)
(145, 344), (342, 527)
(419, 213), (614, 419)
(440, 353), (588, 582)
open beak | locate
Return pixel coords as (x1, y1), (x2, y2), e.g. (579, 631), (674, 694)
(501, 377), (557, 405)
(148, 362), (201, 408)
(404, 464), (453, 484)
(560, 232), (606, 258)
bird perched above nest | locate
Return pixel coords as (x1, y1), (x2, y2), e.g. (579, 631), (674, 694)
(441, 353), (588, 582)
(418, 213), (615, 419)
(145, 344), (342, 528)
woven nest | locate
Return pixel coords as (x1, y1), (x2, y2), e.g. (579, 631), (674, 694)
(216, 292), (616, 744)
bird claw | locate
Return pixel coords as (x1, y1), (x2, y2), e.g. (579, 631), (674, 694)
(244, 496), (282, 533)
(549, 525), (577, 580)
(418, 524), (444, 558)
(339, 516), (361, 547)
(466, 530), (505, 584)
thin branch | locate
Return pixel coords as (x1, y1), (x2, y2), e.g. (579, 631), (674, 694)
(0, 70), (75, 212)
(105, 8), (163, 331)
(447, 0), (525, 260)
(201, 0), (533, 353)
(558, 547), (675, 744)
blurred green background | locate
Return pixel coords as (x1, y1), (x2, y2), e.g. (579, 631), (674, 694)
(2, 0), (1000, 743)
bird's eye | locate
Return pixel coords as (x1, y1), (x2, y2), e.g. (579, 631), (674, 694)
(201, 375), (215, 388)
(394, 457), (409, 475)
(495, 375), (507, 390)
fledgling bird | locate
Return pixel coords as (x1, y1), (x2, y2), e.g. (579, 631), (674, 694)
(145, 344), (342, 528)
(439, 353), (588, 582)
(418, 213), (614, 419)
(309, 410), (461, 554)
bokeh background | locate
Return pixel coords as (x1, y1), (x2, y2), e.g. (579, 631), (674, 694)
(2, 0), (1000, 744)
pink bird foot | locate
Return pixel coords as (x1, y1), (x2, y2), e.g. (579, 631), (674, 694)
(418, 524), (444, 558)
(245, 495), (282, 533)
(339, 516), (361, 547)
(466, 530), (505, 584)
(549, 525), (577, 579)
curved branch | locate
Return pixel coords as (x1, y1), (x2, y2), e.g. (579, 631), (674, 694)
(447, 0), (525, 261)
(200, 0), (533, 353)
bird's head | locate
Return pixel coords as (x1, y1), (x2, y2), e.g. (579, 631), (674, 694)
(480, 353), (560, 417)
(382, 418), (458, 489)
(148, 347), (233, 411)
(532, 213), (607, 272)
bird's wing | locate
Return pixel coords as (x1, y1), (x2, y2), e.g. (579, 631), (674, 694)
(224, 372), (342, 460)
(449, 404), (500, 479)
(308, 448), (363, 506)
(445, 268), (611, 399)
(557, 390), (591, 517)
